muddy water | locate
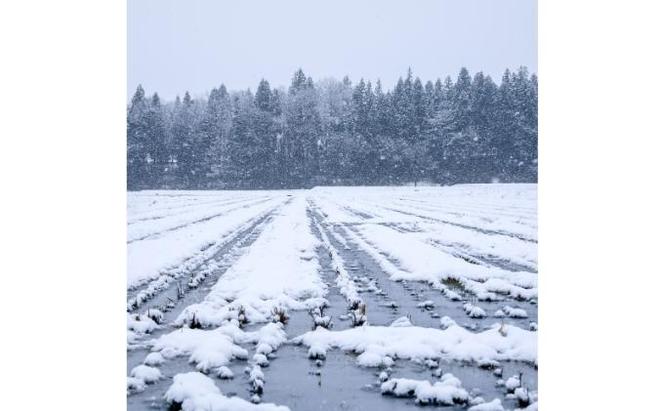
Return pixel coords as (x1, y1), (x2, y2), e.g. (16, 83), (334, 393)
(263, 345), (417, 411)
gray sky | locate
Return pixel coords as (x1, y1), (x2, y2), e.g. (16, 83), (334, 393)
(128, 0), (537, 101)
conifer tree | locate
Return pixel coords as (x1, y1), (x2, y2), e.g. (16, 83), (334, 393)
(127, 66), (537, 189)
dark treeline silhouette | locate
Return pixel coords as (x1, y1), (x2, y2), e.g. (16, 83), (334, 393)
(128, 67), (537, 190)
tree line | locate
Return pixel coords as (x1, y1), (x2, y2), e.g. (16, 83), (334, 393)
(127, 67), (537, 190)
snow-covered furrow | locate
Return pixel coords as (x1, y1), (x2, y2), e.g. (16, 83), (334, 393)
(370, 203), (537, 243)
(308, 208), (361, 305)
(127, 197), (274, 243)
(172, 195), (326, 329)
(321, 223), (448, 329)
(294, 318), (537, 367)
(329, 224), (536, 331)
(128, 195), (258, 226)
(427, 239), (536, 274)
(309, 204), (451, 329)
(393, 188), (537, 215)
(310, 194), (537, 250)
(410, 221), (537, 272)
(128, 193), (246, 220)
(348, 197), (537, 239)
(129, 196), (328, 409)
(341, 224), (537, 302)
(127, 191), (245, 215)
(383, 199), (537, 232)
(309, 185), (537, 241)
(310, 184), (536, 216)
(127, 185), (537, 410)
(127, 209), (277, 312)
(341, 200), (421, 224)
(306, 195), (366, 224)
(128, 219), (294, 408)
(127, 197), (289, 287)
(399, 196), (537, 220)
(326, 200), (538, 272)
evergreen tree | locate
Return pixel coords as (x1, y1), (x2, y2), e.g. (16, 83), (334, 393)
(288, 69), (308, 95)
(198, 85), (232, 186)
(255, 79), (272, 112)
(127, 85), (148, 189)
(452, 67), (473, 130)
(283, 69), (322, 187)
(127, 66), (537, 189)
(143, 93), (168, 186)
(172, 91), (200, 188)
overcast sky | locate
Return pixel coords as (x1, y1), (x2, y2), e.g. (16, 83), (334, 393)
(128, 0), (537, 101)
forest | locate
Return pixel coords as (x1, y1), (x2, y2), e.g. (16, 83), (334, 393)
(127, 67), (537, 190)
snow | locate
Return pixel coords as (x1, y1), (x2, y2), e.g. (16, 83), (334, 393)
(148, 322), (286, 373)
(127, 377), (146, 394)
(418, 223), (537, 272)
(164, 372), (290, 411)
(502, 305), (529, 318)
(129, 364), (162, 383)
(468, 398), (505, 411)
(150, 327), (249, 373)
(127, 312), (159, 335)
(127, 185), (537, 408)
(216, 365), (234, 379)
(439, 316), (458, 329)
(294, 322), (537, 366)
(127, 196), (269, 242)
(390, 316), (413, 327)
(417, 300), (435, 309)
(515, 387), (531, 403)
(312, 218), (361, 304)
(252, 353), (269, 367)
(173, 196), (325, 328)
(505, 375), (521, 392)
(340, 222), (537, 301)
(164, 371), (220, 404)
(380, 373), (469, 405)
(143, 352), (164, 366)
(360, 223), (535, 286)
(464, 302), (487, 318)
(309, 184), (537, 241)
(127, 192), (287, 287)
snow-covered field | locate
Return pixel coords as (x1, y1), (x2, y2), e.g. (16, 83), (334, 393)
(127, 185), (538, 411)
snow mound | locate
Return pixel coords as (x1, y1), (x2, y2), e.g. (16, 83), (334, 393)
(150, 327), (248, 373)
(165, 372), (290, 411)
(390, 316), (413, 327)
(468, 398), (505, 411)
(129, 364), (162, 384)
(464, 302), (487, 318)
(127, 313), (158, 334)
(294, 322), (537, 365)
(502, 305), (529, 318)
(143, 352), (164, 366)
(145, 321), (286, 382)
(380, 373), (468, 405)
(127, 377), (146, 394)
(439, 316), (457, 329)
(216, 366), (234, 379)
